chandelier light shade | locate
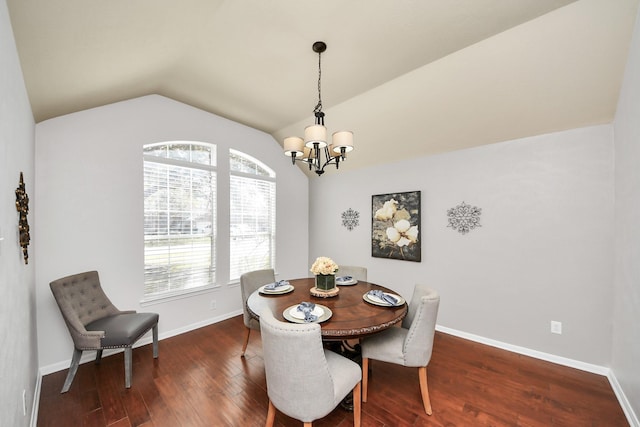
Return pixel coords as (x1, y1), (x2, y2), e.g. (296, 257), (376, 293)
(284, 41), (354, 176)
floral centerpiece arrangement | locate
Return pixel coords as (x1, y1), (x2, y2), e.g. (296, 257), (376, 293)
(310, 256), (339, 276)
(310, 256), (339, 293)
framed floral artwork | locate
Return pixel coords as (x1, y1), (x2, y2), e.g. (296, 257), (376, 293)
(371, 191), (421, 262)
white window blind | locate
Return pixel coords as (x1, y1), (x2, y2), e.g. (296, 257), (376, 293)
(229, 149), (276, 281)
(143, 142), (216, 298)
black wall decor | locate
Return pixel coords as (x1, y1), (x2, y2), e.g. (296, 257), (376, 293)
(15, 172), (31, 264)
(341, 208), (360, 231)
(447, 201), (482, 235)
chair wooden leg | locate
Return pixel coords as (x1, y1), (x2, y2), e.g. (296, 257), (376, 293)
(418, 366), (432, 415)
(124, 347), (133, 388)
(95, 349), (103, 364)
(353, 381), (361, 427)
(362, 358), (369, 402)
(61, 348), (82, 393)
(152, 323), (159, 358)
(265, 400), (276, 427)
(241, 327), (251, 357)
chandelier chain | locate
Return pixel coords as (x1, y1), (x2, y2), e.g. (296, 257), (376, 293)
(313, 50), (323, 115)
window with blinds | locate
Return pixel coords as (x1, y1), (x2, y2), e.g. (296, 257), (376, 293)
(229, 149), (276, 281)
(143, 142), (216, 298)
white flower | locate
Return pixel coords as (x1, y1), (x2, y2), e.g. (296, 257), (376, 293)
(386, 220), (419, 247)
(374, 199), (398, 221)
(405, 225), (419, 242)
(386, 227), (401, 242)
(310, 256), (339, 275)
(394, 219), (410, 233)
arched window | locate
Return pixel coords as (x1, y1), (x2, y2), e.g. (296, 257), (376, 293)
(143, 142), (216, 298)
(229, 149), (276, 280)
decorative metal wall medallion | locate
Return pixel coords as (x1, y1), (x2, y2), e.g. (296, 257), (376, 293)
(447, 201), (481, 235)
(15, 172), (31, 264)
(341, 208), (360, 231)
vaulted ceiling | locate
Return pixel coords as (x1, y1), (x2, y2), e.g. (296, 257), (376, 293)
(7, 0), (639, 175)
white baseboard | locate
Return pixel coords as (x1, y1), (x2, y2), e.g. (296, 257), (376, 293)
(607, 370), (640, 427)
(38, 309), (243, 376)
(30, 371), (42, 427)
(436, 325), (639, 427)
(436, 325), (608, 374)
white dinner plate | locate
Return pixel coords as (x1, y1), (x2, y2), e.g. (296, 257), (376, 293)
(363, 291), (405, 307)
(336, 276), (358, 286)
(283, 304), (333, 323)
(259, 284), (294, 295)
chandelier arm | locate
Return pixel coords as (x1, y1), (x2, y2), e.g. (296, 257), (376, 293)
(316, 146), (340, 174)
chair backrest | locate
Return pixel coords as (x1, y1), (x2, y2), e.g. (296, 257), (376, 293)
(259, 309), (336, 422)
(240, 269), (275, 326)
(50, 271), (120, 348)
(401, 285), (440, 367)
(338, 265), (367, 282)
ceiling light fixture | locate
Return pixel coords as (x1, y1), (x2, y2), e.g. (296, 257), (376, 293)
(283, 41), (354, 176)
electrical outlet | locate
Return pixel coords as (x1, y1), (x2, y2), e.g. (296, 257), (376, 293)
(550, 321), (562, 335)
(22, 389), (27, 416)
(210, 300), (217, 310)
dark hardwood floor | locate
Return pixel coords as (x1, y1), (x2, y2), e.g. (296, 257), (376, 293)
(37, 315), (628, 426)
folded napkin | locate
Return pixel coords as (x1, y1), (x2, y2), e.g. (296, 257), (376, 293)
(368, 290), (399, 306)
(336, 275), (353, 282)
(296, 301), (318, 322)
(264, 280), (290, 291)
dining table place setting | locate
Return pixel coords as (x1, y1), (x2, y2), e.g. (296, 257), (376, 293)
(283, 301), (333, 324)
(259, 279), (294, 295)
(336, 275), (358, 286)
(363, 289), (405, 307)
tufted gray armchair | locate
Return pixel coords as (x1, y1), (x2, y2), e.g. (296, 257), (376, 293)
(259, 308), (362, 426)
(360, 284), (440, 415)
(239, 268), (275, 357)
(49, 271), (159, 393)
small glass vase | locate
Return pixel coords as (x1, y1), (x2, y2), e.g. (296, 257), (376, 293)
(315, 274), (336, 291)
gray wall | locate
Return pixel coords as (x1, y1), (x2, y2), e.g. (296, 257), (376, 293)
(309, 124), (615, 367)
(0, 0), (37, 425)
(613, 4), (640, 423)
(34, 95), (310, 371)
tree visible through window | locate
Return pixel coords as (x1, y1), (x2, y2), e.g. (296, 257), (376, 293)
(229, 149), (276, 281)
(143, 142), (216, 298)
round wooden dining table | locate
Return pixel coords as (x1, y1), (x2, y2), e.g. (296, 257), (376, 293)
(246, 277), (407, 341)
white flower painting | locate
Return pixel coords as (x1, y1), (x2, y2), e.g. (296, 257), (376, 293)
(371, 191), (421, 262)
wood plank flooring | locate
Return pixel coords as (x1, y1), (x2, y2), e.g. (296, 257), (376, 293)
(37, 315), (628, 426)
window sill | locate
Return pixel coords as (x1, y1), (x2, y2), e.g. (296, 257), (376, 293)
(140, 284), (222, 307)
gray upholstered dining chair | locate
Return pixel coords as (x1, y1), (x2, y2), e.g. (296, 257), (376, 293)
(49, 271), (159, 393)
(239, 268), (275, 357)
(360, 284), (439, 415)
(259, 308), (362, 427)
(337, 265), (367, 282)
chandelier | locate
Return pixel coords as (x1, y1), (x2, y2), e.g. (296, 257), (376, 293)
(283, 41), (354, 176)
